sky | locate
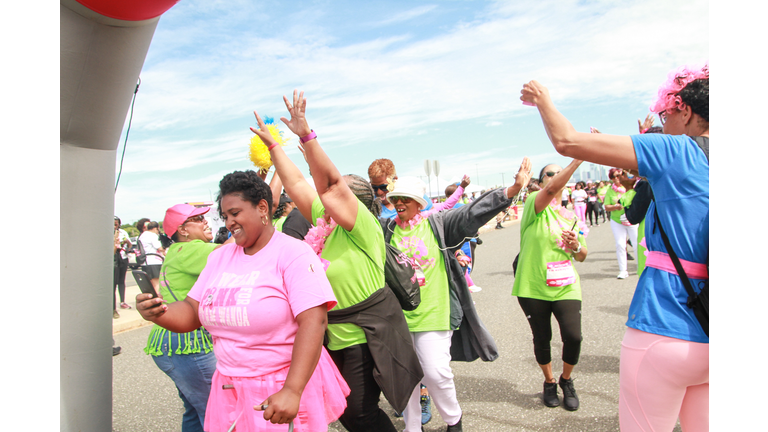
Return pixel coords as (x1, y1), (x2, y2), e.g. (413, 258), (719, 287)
(112, 0), (709, 224)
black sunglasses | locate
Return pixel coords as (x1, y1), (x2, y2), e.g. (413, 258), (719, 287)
(545, 171), (560, 177)
(371, 183), (389, 192)
(184, 215), (206, 225)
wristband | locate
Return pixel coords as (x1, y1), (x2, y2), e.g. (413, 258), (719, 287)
(299, 130), (317, 144)
(267, 142), (279, 151)
(571, 244), (582, 254)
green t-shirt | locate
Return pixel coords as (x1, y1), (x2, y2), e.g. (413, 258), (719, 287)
(145, 239), (218, 356)
(391, 218), (451, 332)
(512, 192), (586, 301)
(160, 239), (218, 302)
(274, 216), (287, 232)
(312, 197), (386, 351)
(604, 187), (636, 224)
(597, 185), (609, 201)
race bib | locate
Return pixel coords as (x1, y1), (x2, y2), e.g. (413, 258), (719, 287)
(546, 260), (576, 287)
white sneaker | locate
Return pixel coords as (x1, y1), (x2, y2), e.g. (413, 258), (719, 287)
(469, 285), (482, 293)
(617, 271), (629, 279)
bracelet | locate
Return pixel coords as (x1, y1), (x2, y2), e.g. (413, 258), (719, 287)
(299, 130), (317, 144)
(570, 244), (582, 254)
(267, 142), (279, 151)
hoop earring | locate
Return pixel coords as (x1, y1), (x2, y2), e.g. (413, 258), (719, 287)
(262, 216), (267, 226)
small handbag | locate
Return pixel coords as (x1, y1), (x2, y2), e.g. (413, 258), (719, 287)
(357, 240), (422, 311)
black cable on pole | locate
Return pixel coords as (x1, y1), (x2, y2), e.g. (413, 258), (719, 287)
(115, 77), (141, 193)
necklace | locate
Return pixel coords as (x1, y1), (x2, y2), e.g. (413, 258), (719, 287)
(394, 212), (426, 230)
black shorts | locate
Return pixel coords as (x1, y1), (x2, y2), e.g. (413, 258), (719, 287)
(142, 264), (162, 279)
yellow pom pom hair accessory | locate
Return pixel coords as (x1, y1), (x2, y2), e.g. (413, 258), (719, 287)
(249, 116), (288, 173)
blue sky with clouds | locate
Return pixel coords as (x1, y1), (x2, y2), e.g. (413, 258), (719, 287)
(113, 0), (709, 223)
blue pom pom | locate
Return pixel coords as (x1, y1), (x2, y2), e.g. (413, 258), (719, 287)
(263, 116), (275, 125)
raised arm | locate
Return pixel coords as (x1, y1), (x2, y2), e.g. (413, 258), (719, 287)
(442, 158), (531, 246)
(251, 112), (318, 224)
(521, 80), (638, 170)
(269, 171), (283, 217)
(534, 159), (583, 214)
(279, 90), (359, 232)
(426, 175), (470, 214)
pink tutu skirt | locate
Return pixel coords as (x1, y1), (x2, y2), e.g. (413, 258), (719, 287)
(204, 348), (350, 432)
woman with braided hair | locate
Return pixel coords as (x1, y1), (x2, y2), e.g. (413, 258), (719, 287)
(251, 90), (422, 432)
(521, 61), (709, 431)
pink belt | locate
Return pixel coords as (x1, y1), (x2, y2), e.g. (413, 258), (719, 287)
(644, 250), (708, 279)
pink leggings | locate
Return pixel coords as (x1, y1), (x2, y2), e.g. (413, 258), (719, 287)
(574, 203), (586, 223)
(619, 328), (709, 432)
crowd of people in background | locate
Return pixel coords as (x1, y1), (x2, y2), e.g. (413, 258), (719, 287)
(112, 62), (708, 432)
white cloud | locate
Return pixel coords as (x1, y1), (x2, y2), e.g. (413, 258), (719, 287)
(115, 0), (708, 220)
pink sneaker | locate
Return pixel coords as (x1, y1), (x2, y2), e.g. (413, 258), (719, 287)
(120, 302), (132, 309)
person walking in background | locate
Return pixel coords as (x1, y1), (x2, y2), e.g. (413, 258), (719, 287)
(603, 168), (638, 279)
(114, 216), (132, 319)
(139, 221), (166, 293)
(571, 181), (587, 224)
(520, 61), (709, 431)
(585, 182), (600, 227)
(512, 160), (589, 412)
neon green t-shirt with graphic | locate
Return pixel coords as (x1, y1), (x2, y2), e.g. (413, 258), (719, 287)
(512, 192), (586, 301)
(312, 197), (386, 351)
(391, 218), (451, 332)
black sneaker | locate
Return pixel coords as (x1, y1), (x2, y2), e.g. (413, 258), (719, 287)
(542, 381), (559, 407)
(627, 252), (635, 261)
(446, 415), (462, 432)
(559, 376), (579, 411)
(113, 346), (122, 356)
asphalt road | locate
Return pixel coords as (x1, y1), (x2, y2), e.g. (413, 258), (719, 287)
(113, 219), (683, 431)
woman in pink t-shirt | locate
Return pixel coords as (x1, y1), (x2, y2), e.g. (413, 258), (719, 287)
(137, 171), (349, 432)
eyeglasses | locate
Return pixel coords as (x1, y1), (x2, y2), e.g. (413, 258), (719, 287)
(389, 196), (413, 204)
(545, 171), (561, 177)
(371, 183), (389, 193)
(183, 215), (206, 225)
(658, 111), (668, 125)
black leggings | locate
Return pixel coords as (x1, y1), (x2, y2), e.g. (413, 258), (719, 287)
(586, 201), (599, 225)
(328, 343), (397, 432)
(517, 297), (582, 366)
(113, 255), (128, 309)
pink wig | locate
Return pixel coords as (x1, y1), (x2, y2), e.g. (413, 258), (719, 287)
(649, 62), (709, 114)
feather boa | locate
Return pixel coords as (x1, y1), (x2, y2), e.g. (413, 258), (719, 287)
(303, 217), (336, 271)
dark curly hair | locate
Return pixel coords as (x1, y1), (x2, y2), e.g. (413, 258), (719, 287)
(344, 174), (382, 217)
(678, 78), (708, 123)
(273, 202), (288, 220)
(217, 170), (273, 218)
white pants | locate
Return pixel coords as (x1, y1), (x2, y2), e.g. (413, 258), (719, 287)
(610, 219), (638, 273)
(403, 330), (462, 431)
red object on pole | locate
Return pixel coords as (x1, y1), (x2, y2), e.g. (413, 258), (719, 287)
(75, 0), (180, 21)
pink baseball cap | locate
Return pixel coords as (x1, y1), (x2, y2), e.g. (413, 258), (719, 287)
(163, 204), (210, 237)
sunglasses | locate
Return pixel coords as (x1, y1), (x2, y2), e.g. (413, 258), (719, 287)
(545, 171), (560, 177)
(389, 196), (414, 204)
(658, 111), (668, 125)
(183, 215), (206, 225)
(371, 183), (389, 193)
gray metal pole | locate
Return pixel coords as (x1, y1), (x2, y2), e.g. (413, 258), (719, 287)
(61, 4), (160, 431)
